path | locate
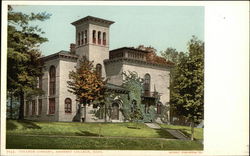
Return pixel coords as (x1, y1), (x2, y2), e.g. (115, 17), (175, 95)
(145, 123), (189, 140)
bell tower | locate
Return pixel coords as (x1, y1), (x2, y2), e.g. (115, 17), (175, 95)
(71, 16), (114, 78)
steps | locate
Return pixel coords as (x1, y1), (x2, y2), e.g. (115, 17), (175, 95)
(144, 123), (161, 129)
(164, 129), (189, 140)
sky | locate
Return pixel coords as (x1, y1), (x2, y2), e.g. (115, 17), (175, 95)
(12, 5), (204, 56)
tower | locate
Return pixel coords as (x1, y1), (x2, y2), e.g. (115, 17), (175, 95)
(71, 16), (114, 78)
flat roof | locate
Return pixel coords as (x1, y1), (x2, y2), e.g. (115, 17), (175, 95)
(71, 16), (115, 26)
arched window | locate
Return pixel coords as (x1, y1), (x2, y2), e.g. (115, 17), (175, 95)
(144, 74), (151, 96)
(92, 30), (96, 44)
(157, 102), (162, 114)
(103, 32), (106, 45)
(78, 32), (81, 46)
(98, 31), (101, 44)
(49, 66), (56, 96)
(84, 30), (87, 44)
(96, 64), (102, 78)
(65, 98), (72, 113)
(81, 31), (84, 45)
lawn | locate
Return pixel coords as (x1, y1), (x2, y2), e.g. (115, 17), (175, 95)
(159, 124), (203, 140)
(6, 135), (203, 150)
(6, 120), (203, 150)
(7, 120), (174, 139)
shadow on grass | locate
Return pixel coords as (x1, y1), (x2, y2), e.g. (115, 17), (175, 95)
(127, 126), (141, 129)
(75, 130), (103, 137)
(17, 120), (41, 129)
(155, 129), (177, 139)
(6, 120), (18, 130)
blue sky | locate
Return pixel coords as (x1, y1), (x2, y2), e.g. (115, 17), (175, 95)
(12, 5), (204, 56)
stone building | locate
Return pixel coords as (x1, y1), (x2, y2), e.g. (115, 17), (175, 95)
(24, 16), (172, 123)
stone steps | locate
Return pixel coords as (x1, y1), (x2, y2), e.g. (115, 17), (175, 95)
(164, 129), (189, 140)
(145, 123), (161, 129)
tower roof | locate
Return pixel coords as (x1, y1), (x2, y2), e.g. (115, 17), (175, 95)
(71, 16), (115, 26)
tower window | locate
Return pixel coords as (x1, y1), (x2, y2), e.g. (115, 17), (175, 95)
(96, 64), (102, 78)
(49, 65), (56, 96)
(65, 98), (72, 113)
(144, 74), (151, 96)
(92, 30), (96, 44)
(98, 31), (101, 45)
(103, 32), (106, 45)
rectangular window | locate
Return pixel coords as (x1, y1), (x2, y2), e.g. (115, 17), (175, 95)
(38, 99), (42, 115)
(32, 100), (36, 116)
(49, 98), (55, 114)
(26, 101), (29, 116)
(39, 76), (42, 89)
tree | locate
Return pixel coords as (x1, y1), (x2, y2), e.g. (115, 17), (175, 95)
(7, 6), (50, 119)
(67, 57), (106, 121)
(169, 36), (204, 140)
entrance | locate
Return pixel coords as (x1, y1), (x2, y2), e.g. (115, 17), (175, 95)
(111, 102), (119, 120)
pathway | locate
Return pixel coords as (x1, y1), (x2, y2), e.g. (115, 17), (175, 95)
(145, 123), (189, 140)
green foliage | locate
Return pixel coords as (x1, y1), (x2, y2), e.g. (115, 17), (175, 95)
(67, 57), (106, 105)
(7, 5), (51, 119)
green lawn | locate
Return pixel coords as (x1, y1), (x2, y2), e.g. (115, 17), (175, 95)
(6, 135), (203, 150)
(160, 124), (203, 140)
(7, 120), (174, 139)
(6, 120), (203, 150)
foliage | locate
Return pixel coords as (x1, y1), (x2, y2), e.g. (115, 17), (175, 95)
(7, 6), (50, 119)
(67, 57), (106, 105)
(165, 36), (204, 140)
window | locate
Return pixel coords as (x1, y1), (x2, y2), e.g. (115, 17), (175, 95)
(65, 98), (72, 113)
(144, 74), (151, 96)
(49, 66), (56, 96)
(98, 31), (101, 44)
(49, 98), (55, 114)
(103, 32), (106, 45)
(32, 100), (36, 116)
(84, 30), (87, 44)
(96, 64), (102, 78)
(157, 103), (162, 114)
(81, 31), (84, 45)
(78, 32), (81, 46)
(38, 76), (42, 89)
(38, 99), (42, 115)
(26, 101), (29, 116)
(92, 30), (96, 44)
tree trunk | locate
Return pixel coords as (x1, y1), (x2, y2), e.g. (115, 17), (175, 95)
(18, 91), (24, 120)
(190, 120), (194, 141)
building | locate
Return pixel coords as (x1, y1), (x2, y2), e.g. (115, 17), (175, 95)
(24, 16), (173, 123)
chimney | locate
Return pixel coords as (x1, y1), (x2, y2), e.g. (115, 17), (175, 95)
(70, 43), (76, 54)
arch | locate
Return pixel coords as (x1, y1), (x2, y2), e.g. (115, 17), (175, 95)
(144, 73), (151, 96)
(111, 102), (119, 120)
(92, 30), (96, 44)
(65, 98), (72, 113)
(97, 31), (101, 44)
(96, 64), (102, 78)
(103, 32), (106, 45)
(49, 65), (56, 96)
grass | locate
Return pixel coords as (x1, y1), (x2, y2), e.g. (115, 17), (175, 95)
(159, 124), (203, 140)
(6, 120), (203, 150)
(6, 135), (203, 150)
(6, 120), (175, 139)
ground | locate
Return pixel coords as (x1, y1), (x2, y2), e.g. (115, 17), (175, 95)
(6, 120), (203, 150)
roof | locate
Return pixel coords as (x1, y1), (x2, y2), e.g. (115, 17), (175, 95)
(41, 50), (78, 62)
(71, 16), (115, 26)
(110, 47), (150, 54)
(104, 83), (129, 94)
